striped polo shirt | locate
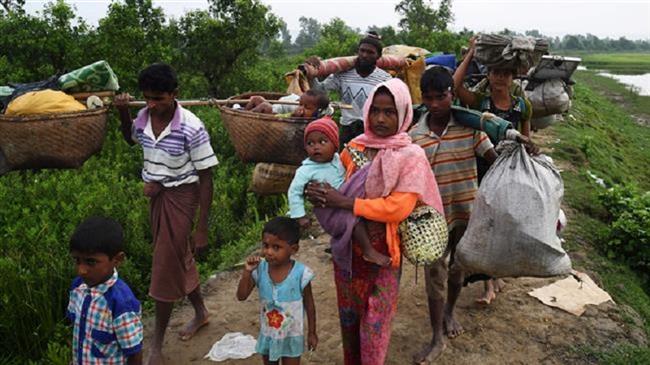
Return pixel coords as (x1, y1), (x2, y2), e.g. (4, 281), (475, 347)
(410, 112), (493, 231)
(312, 67), (392, 125)
(131, 103), (218, 187)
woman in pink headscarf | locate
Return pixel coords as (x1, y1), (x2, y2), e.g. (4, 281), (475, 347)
(306, 78), (443, 364)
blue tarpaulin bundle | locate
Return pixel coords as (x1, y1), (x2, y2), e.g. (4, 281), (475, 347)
(425, 54), (457, 71)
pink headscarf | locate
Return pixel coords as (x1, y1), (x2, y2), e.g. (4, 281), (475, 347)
(352, 78), (444, 214)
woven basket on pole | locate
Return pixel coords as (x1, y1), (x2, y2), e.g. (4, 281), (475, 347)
(0, 107), (109, 173)
(218, 92), (310, 166)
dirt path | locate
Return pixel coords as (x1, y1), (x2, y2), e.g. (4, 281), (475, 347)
(144, 233), (646, 365)
(144, 130), (647, 364)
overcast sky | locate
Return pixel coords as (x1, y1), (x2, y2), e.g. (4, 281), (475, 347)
(24, 0), (650, 40)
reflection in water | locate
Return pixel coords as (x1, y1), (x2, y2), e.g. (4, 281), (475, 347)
(596, 72), (650, 96)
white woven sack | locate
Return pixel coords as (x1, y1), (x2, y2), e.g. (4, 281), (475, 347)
(525, 79), (571, 117)
(456, 142), (572, 278)
(399, 205), (448, 266)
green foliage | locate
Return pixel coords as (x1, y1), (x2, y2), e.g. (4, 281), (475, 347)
(172, 0), (281, 97)
(395, 0), (462, 52)
(307, 18), (360, 59)
(396, 0), (452, 33)
(0, 1), (89, 83)
(87, 0), (175, 92)
(293, 17), (321, 54)
(0, 108), (285, 363)
(0, 0), (25, 15)
(598, 185), (650, 280)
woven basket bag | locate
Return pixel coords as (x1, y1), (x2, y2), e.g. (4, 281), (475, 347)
(0, 107), (109, 173)
(399, 205), (449, 266)
(218, 92), (311, 166)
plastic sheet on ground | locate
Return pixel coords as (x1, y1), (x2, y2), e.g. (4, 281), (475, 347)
(528, 272), (614, 316)
(204, 332), (257, 362)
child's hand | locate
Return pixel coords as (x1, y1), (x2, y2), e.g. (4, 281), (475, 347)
(244, 255), (261, 272)
(308, 331), (318, 351)
(291, 106), (306, 118)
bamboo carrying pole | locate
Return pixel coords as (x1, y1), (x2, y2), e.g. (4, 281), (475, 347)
(70, 91), (352, 110)
(126, 98), (353, 110)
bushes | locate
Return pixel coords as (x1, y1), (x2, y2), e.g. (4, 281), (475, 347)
(0, 108), (285, 363)
(599, 184), (650, 282)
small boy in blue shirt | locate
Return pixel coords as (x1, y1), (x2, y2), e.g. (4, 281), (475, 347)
(67, 217), (143, 365)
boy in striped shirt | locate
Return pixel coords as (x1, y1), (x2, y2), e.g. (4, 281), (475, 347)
(115, 63), (218, 365)
(409, 67), (497, 364)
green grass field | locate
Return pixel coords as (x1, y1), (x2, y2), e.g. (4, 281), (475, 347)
(573, 52), (650, 74)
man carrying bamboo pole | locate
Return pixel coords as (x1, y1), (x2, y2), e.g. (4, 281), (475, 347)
(307, 32), (392, 146)
(114, 63), (217, 365)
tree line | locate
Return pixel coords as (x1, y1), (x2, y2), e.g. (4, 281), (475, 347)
(0, 0), (463, 98)
(1, 0), (647, 99)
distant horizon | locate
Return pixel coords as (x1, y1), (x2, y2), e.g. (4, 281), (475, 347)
(22, 0), (650, 41)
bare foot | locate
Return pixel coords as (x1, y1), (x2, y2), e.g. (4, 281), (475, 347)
(495, 279), (506, 292)
(413, 340), (447, 364)
(362, 247), (391, 267)
(145, 349), (165, 365)
(443, 313), (464, 339)
(476, 280), (497, 305)
(475, 289), (496, 305)
(178, 310), (210, 341)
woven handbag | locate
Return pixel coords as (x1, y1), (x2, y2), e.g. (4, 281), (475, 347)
(399, 205), (448, 266)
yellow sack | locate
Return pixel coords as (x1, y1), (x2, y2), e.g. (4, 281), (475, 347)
(5, 89), (86, 116)
(383, 45), (430, 59)
(403, 57), (426, 104)
(284, 70), (310, 95)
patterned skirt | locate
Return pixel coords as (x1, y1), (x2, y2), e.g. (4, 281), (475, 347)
(333, 221), (401, 365)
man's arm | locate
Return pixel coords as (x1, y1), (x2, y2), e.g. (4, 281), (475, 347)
(483, 148), (498, 164)
(114, 93), (135, 145)
(194, 168), (213, 249)
(127, 352), (142, 365)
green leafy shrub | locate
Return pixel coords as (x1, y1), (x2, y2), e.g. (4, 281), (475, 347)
(599, 184), (650, 281)
(0, 108), (285, 363)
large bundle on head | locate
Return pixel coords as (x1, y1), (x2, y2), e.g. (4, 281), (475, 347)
(474, 34), (549, 71)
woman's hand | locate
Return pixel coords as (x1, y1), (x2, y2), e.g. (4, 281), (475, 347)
(304, 182), (354, 210)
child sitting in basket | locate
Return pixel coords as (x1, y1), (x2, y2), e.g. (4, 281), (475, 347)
(288, 116), (391, 266)
(244, 90), (333, 118)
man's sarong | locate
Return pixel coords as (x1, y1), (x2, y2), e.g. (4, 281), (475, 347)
(148, 183), (200, 302)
